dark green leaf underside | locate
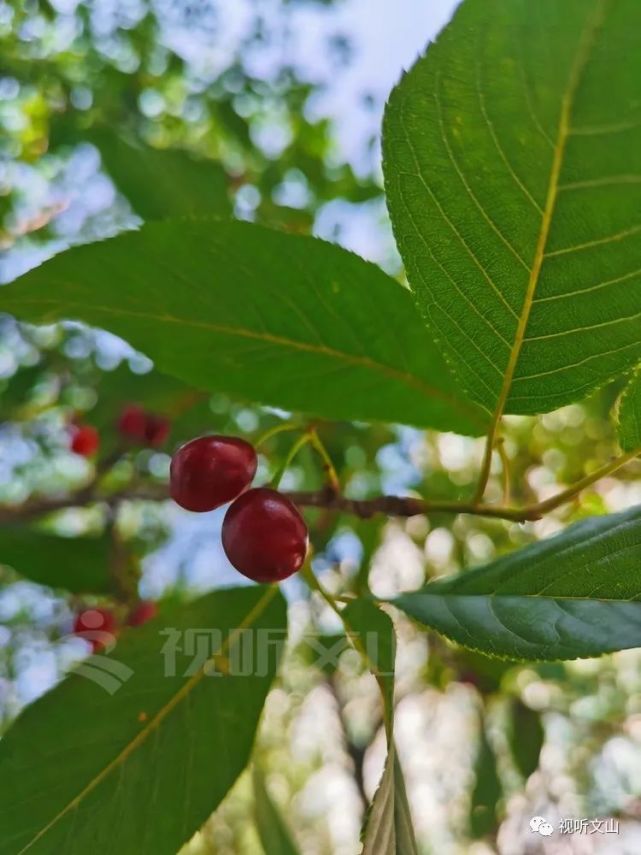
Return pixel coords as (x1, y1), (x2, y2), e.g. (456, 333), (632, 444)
(0, 529), (111, 594)
(508, 700), (544, 781)
(92, 131), (232, 220)
(393, 506), (641, 660)
(0, 219), (486, 435)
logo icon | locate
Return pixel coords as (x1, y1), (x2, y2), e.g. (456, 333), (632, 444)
(74, 656), (134, 695)
(71, 615), (133, 694)
(530, 816), (554, 837)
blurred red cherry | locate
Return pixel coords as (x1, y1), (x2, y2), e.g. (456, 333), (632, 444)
(117, 404), (147, 443)
(118, 404), (171, 448)
(127, 601), (158, 626)
(144, 414), (171, 447)
(70, 424), (100, 457)
(73, 607), (117, 653)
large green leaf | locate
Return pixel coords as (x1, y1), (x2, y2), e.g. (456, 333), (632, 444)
(342, 600), (418, 855)
(0, 220), (486, 434)
(383, 0), (641, 417)
(0, 586), (286, 855)
(393, 506), (641, 660)
(0, 528), (111, 594)
(92, 132), (231, 220)
(617, 366), (641, 452)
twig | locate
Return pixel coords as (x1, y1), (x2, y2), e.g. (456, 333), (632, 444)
(0, 484), (167, 525)
(1, 447), (638, 527)
(308, 428), (341, 493)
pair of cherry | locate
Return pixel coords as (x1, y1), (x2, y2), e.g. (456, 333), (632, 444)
(170, 436), (308, 583)
(74, 434), (304, 657)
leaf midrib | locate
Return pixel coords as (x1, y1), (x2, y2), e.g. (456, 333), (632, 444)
(484, 0), (609, 424)
(17, 586), (279, 854)
(406, 591), (641, 604)
(5, 292), (485, 426)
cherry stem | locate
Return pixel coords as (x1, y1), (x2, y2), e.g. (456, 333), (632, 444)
(308, 428), (341, 493)
(254, 420), (305, 449)
(474, 426), (499, 505)
(260, 423), (340, 494)
(301, 561), (344, 620)
(269, 431), (313, 489)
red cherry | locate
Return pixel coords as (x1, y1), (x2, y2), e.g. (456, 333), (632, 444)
(73, 608), (117, 653)
(170, 435), (257, 512)
(222, 487), (308, 583)
(70, 424), (100, 456)
(127, 601), (158, 626)
(118, 404), (147, 442)
(144, 414), (171, 447)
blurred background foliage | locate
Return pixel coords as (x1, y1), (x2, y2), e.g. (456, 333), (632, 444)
(1, 1), (641, 853)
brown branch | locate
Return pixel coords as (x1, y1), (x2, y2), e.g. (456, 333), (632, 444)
(286, 488), (531, 521)
(0, 447), (638, 527)
(0, 484), (168, 525)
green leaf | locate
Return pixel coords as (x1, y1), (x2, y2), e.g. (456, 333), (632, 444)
(507, 699), (544, 781)
(383, 0), (641, 417)
(392, 505), (641, 660)
(0, 586), (286, 855)
(342, 600), (418, 855)
(0, 220), (487, 434)
(0, 528), (111, 594)
(92, 132), (231, 220)
(361, 743), (418, 855)
(343, 599), (396, 725)
(469, 713), (502, 840)
(253, 767), (301, 855)
(616, 366), (641, 452)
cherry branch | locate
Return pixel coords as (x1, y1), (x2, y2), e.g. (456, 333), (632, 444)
(0, 484), (167, 525)
(0, 446), (638, 527)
